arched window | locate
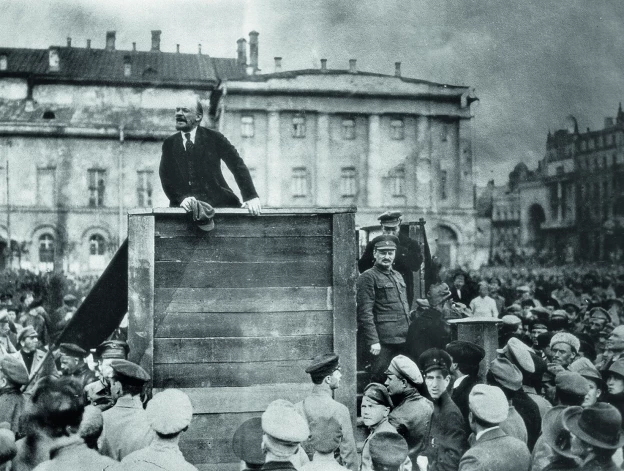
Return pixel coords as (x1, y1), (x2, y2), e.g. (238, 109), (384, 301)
(88, 234), (106, 270)
(38, 234), (54, 272)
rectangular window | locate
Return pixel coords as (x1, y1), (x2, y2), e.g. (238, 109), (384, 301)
(241, 115), (254, 138)
(88, 169), (106, 207)
(36, 167), (56, 207)
(390, 167), (406, 197)
(342, 118), (355, 140)
(390, 119), (404, 140)
(340, 167), (357, 197)
(292, 115), (306, 138)
(137, 170), (153, 207)
(441, 123), (449, 142)
(440, 170), (448, 200)
(291, 167), (307, 198)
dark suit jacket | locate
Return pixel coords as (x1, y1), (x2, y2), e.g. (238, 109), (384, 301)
(451, 375), (479, 435)
(159, 126), (258, 207)
(450, 286), (471, 305)
(458, 427), (531, 471)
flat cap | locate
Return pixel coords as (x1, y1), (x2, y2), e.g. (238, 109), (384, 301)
(506, 304), (522, 314)
(551, 310), (568, 319)
(555, 371), (590, 396)
(589, 307), (610, 321)
(378, 211), (402, 227)
(59, 343), (88, 358)
(369, 431), (408, 468)
(305, 352), (339, 377)
(109, 359), (150, 383)
(445, 341), (485, 366)
(17, 326), (37, 344)
(371, 234), (399, 250)
(63, 294), (77, 304)
(502, 315), (522, 326)
(497, 337), (535, 373)
(232, 417), (264, 466)
(608, 358), (624, 379)
(530, 306), (551, 320)
(489, 357), (522, 391)
(309, 416), (342, 453)
(386, 355), (423, 385)
(95, 340), (129, 360)
(418, 348), (453, 374)
(469, 384), (509, 424)
(516, 285), (531, 293)
(0, 356), (28, 386)
(261, 399), (309, 443)
(147, 389), (193, 435)
(568, 357), (596, 374)
(550, 332), (581, 353)
(363, 383), (393, 407)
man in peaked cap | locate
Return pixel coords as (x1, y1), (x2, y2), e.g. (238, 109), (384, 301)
(357, 235), (411, 383)
(368, 431), (409, 471)
(0, 356), (28, 434)
(360, 383), (396, 471)
(119, 389), (197, 471)
(458, 385), (531, 471)
(417, 348), (467, 471)
(294, 353), (357, 471)
(261, 399), (310, 471)
(358, 211), (422, 308)
(85, 340), (130, 411)
(446, 341), (485, 433)
(99, 359), (153, 460)
(548, 332), (580, 375)
(10, 326), (58, 397)
(58, 343), (97, 393)
(383, 355), (432, 463)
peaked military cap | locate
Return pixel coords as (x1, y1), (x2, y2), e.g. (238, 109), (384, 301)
(418, 348), (453, 374)
(371, 234), (399, 250)
(445, 341), (485, 366)
(232, 417), (264, 466)
(95, 340), (129, 360)
(386, 355), (423, 385)
(363, 383), (393, 407)
(109, 359), (150, 383)
(17, 326), (37, 344)
(0, 356), (28, 386)
(59, 343), (89, 358)
(378, 211), (402, 227)
(305, 352), (339, 377)
(369, 431), (408, 468)
(589, 307), (610, 321)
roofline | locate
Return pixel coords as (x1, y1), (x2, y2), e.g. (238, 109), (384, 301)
(0, 123), (171, 140)
(12, 74), (219, 90)
(221, 88), (468, 102)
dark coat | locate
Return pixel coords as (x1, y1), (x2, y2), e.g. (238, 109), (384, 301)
(451, 375), (479, 435)
(358, 233), (423, 307)
(159, 126), (258, 207)
(458, 427), (531, 471)
(356, 266), (410, 346)
(450, 286), (471, 305)
(422, 392), (467, 471)
(405, 307), (451, 363)
(512, 389), (542, 452)
(388, 388), (433, 460)
(0, 385), (25, 434)
(261, 461), (299, 471)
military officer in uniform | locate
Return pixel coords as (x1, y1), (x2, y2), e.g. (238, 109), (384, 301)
(357, 235), (411, 382)
(358, 212), (422, 308)
(295, 353), (357, 471)
(85, 340), (129, 411)
(360, 383), (397, 471)
(261, 399), (310, 471)
(58, 344), (97, 393)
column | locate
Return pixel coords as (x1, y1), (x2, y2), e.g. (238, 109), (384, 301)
(367, 115), (382, 207)
(415, 116), (431, 210)
(448, 121), (461, 207)
(266, 111), (281, 206)
(316, 113), (331, 206)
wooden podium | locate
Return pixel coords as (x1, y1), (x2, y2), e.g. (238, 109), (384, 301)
(447, 318), (501, 380)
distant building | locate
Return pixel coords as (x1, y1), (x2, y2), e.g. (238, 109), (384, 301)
(0, 31), (479, 273)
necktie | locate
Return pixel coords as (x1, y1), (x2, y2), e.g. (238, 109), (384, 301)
(184, 133), (193, 153)
(184, 133), (195, 188)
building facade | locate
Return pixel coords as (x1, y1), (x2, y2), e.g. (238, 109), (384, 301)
(0, 31), (479, 273)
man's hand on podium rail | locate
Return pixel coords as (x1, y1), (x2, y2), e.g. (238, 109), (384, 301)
(242, 197), (262, 216)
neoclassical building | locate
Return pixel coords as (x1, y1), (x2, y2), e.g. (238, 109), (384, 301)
(0, 30), (479, 273)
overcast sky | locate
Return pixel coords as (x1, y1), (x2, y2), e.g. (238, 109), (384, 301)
(2, 0), (624, 185)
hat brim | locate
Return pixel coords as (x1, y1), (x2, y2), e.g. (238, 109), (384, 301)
(197, 219), (215, 232)
(541, 407), (578, 459)
(563, 407), (624, 449)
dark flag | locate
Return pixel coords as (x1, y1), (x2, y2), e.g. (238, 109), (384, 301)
(422, 224), (440, 296)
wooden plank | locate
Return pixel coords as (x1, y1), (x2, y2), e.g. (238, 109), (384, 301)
(155, 236), (331, 262)
(154, 287), (333, 313)
(127, 214), (155, 382)
(150, 207), (356, 215)
(154, 260), (331, 288)
(154, 335), (333, 364)
(154, 383), (312, 414)
(155, 214), (332, 238)
(153, 360), (310, 388)
(331, 213), (358, 427)
(154, 311), (333, 338)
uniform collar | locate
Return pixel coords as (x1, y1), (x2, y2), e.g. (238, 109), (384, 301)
(475, 426), (500, 441)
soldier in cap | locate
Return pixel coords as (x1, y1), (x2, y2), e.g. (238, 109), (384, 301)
(458, 385), (531, 471)
(261, 399), (310, 471)
(358, 211), (422, 308)
(445, 341), (485, 433)
(119, 389), (197, 471)
(232, 417), (265, 471)
(300, 417), (349, 471)
(295, 353), (357, 471)
(0, 356), (28, 434)
(368, 431), (409, 471)
(417, 348), (467, 471)
(99, 359), (153, 460)
(58, 343), (97, 393)
(85, 340), (129, 411)
(360, 383), (398, 471)
(383, 355), (432, 463)
(10, 326), (58, 397)
(357, 235), (411, 382)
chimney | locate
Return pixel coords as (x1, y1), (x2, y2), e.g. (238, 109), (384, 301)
(176, 44), (180, 53)
(274, 57), (282, 73)
(105, 31), (116, 51)
(394, 61), (401, 77)
(0, 54), (7, 71)
(349, 59), (357, 74)
(236, 38), (247, 66)
(151, 30), (161, 51)
(48, 47), (60, 72)
(123, 55), (131, 77)
(320, 59), (327, 72)
(86, 39), (91, 49)
(198, 43), (202, 54)
(132, 42), (136, 51)
(605, 117), (614, 128)
(249, 31), (259, 72)
(66, 37), (72, 48)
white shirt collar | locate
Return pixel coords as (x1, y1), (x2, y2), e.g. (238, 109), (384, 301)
(180, 126), (198, 144)
(476, 426), (499, 441)
(453, 375), (468, 389)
